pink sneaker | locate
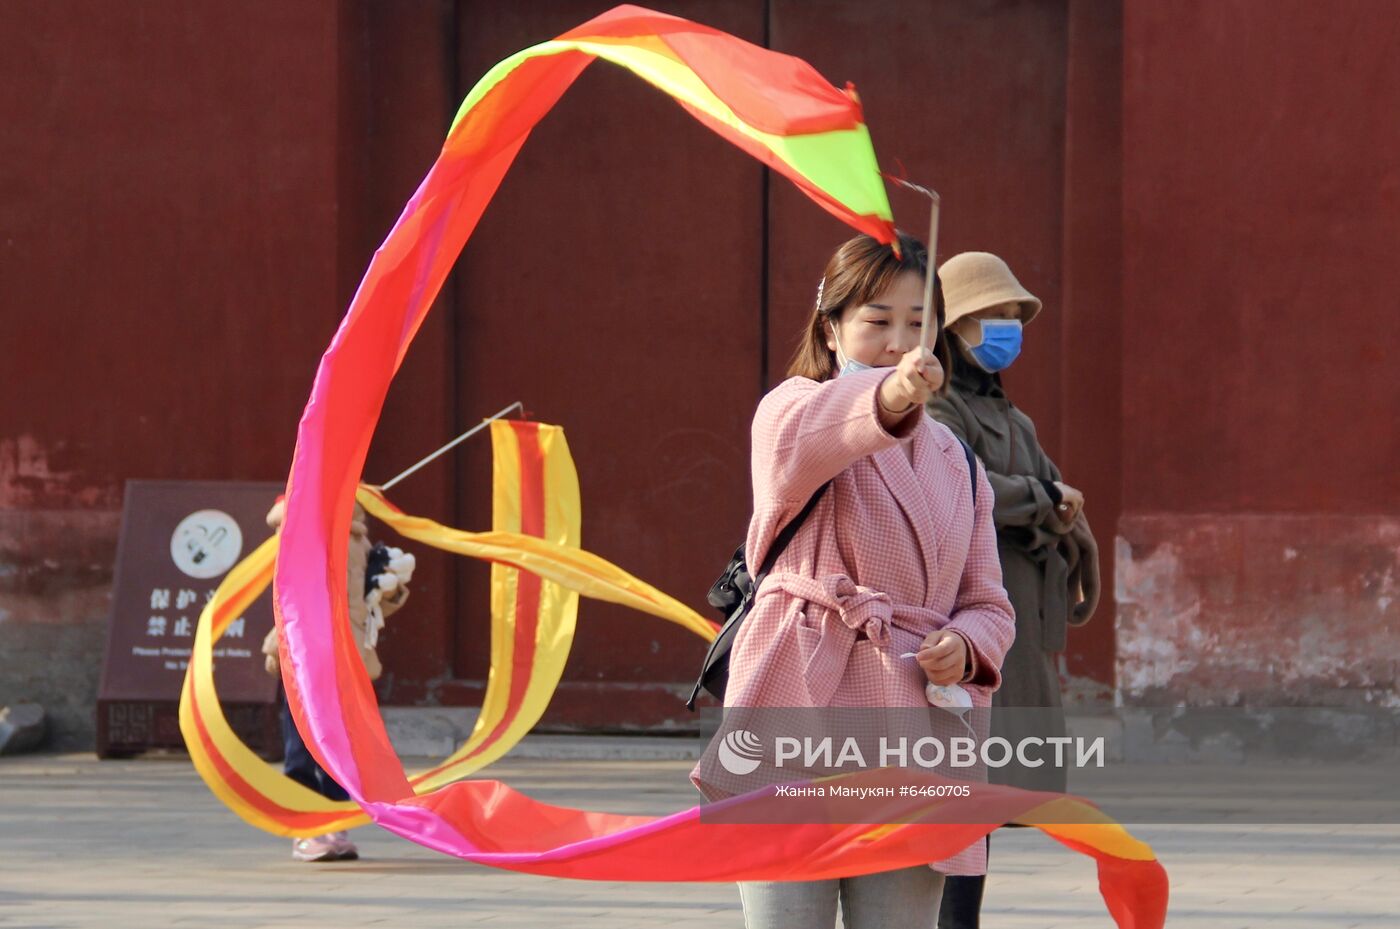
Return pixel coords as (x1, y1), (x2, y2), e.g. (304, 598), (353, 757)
(328, 830), (359, 861)
(291, 833), (342, 862)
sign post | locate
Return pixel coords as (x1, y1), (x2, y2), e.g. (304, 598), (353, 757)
(97, 481), (283, 758)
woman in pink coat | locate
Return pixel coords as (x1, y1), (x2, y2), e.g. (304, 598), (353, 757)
(692, 232), (1016, 929)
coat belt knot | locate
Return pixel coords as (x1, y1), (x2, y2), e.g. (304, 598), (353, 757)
(819, 574), (894, 645)
(763, 572), (893, 636)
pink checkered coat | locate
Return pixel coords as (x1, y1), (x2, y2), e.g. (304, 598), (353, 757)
(691, 368), (1016, 876)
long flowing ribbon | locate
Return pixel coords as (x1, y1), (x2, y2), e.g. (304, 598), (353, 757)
(180, 419), (714, 835)
(269, 6), (1167, 925)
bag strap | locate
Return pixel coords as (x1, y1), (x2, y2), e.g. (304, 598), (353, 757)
(958, 437), (979, 505)
(755, 482), (830, 581)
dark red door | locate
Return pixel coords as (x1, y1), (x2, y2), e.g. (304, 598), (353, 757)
(442, 1), (768, 727)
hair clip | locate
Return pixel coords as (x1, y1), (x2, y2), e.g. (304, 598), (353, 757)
(815, 276), (826, 310)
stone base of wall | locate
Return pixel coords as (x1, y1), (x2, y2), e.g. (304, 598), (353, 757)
(1116, 514), (1400, 706)
(0, 509), (120, 750)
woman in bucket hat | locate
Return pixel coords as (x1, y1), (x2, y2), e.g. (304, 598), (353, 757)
(926, 252), (1102, 929)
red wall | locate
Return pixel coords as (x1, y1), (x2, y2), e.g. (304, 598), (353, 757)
(2, 1), (347, 500)
(0, 0), (350, 746)
(1123, 0), (1400, 514)
(1117, 0), (1400, 703)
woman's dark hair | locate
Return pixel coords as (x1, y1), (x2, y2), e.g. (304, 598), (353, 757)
(785, 231), (950, 394)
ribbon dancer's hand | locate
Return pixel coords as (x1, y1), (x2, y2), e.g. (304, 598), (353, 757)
(916, 631), (966, 686)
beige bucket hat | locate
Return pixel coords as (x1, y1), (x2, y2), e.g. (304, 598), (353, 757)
(939, 251), (1042, 327)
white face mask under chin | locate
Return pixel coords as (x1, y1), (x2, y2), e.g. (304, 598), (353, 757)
(831, 323), (872, 377)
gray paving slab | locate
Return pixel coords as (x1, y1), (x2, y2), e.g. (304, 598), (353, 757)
(1, 749), (1397, 927)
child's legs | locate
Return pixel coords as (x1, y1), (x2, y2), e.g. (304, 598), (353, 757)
(279, 689), (350, 803)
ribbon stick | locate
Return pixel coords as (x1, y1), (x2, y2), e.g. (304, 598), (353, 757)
(885, 173), (942, 348)
(379, 402), (523, 491)
(924, 191), (941, 343)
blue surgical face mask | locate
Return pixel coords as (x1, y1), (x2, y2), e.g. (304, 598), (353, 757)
(830, 322), (873, 377)
(967, 319), (1023, 372)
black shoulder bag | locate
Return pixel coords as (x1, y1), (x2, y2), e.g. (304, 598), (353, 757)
(685, 483), (830, 711)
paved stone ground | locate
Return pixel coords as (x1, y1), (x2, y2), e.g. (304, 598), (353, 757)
(2, 746), (1398, 928)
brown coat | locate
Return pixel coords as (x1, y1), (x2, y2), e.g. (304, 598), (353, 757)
(927, 356), (1100, 790)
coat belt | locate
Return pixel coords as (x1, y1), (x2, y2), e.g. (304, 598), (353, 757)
(758, 573), (950, 703)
